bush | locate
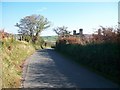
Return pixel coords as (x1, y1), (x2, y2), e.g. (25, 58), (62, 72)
(32, 36), (44, 50)
(55, 42), (120, 84)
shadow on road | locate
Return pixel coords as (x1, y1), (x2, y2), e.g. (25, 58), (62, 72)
(23, 49), (120, 88)
(34, 49), (120, 88)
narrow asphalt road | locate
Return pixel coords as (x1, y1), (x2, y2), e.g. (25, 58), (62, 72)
(21, 49), (119, 88)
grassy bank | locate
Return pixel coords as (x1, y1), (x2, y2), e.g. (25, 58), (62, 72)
(0, 45), (2, 89)
(55, 42), (120, 85)
(1, 39), (36, 88)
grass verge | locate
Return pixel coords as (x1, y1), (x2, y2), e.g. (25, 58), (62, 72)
(1, 39), (35, 88)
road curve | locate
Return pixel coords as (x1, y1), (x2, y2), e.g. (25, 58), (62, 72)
(21, 49), (120, 88)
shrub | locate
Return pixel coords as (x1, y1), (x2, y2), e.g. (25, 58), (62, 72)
(56, 42), (120, 84)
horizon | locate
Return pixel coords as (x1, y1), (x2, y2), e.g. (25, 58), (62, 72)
(0, 1), (119, 36)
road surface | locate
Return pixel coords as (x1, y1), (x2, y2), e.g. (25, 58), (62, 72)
(21, 49), (120, 88)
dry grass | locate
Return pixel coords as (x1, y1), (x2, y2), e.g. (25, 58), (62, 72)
(0, 47), (2, 90)
(1, 38), (35, 88)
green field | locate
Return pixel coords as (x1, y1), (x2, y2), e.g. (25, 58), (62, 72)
(42, 36), (58, 42)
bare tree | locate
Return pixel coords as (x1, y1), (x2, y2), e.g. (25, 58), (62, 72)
(53, 26), (71, 36)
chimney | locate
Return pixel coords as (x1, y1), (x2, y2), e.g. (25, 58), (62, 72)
(98, 29), (101, 35)
(79, 28), (83, 35)
(73, 30), (76, 35)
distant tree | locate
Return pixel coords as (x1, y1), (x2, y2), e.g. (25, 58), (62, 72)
(15, 14), (51, 42)
(53, 26), (71, 36)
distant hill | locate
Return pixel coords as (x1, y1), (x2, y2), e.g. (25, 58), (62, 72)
(42, 36), (58, 42)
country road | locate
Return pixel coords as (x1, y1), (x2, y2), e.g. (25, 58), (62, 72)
(21, 49), (120, 88)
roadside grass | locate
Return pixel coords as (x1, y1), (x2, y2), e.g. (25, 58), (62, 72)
(55, 42), (120, 85)
(0, 43), (2, 90)
(1, 39), (35, 88)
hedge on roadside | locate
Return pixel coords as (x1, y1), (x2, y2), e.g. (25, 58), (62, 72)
(55, 42), (120, 84)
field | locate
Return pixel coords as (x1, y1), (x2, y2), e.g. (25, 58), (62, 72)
(42, 36), (58, 48)
(42, 36), (58, 42)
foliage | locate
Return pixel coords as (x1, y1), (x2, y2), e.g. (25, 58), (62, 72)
(57, 36), (87, 45)
(0, 46), (2, 90)
(32, 36), (44, 50)
(56, 42), (120, 84)
(41, 36), (58, 48)
(53, 26), (71, 36)
(0, 27), (45, 88)
(1, 38), (35, 88)
(92, 26), (120, 43)
(15, 14), (51, 42)
(55, 27), (120, 85)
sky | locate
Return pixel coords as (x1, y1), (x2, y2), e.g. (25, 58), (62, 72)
(0, 1), (119, 36)
(118, 1), (120, 29)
